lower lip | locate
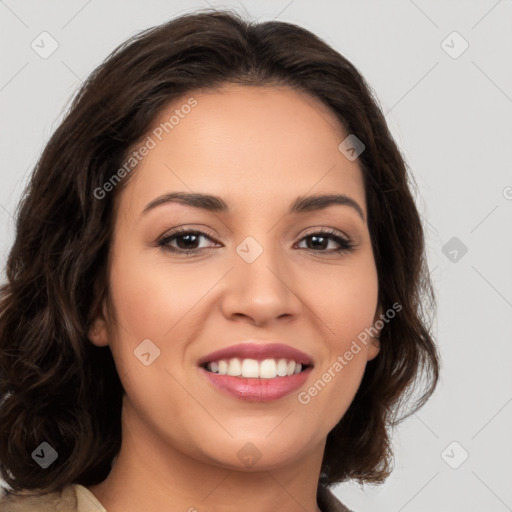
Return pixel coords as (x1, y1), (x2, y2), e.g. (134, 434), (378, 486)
(199, 366), (313, 402)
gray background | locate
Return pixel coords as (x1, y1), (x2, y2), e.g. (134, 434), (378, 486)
(1, 1), (511, 510)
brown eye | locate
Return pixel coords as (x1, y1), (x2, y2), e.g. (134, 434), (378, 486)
(157, 228), (355, 256)
(158, 229), (218, 255)
(297, 230), (355, 254)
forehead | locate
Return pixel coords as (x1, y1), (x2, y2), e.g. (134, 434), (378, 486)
(118, 85), (366, 219)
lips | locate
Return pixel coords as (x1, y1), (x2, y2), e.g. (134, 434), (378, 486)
(197, 342), (314, 401)
(199, 367), (313, 401)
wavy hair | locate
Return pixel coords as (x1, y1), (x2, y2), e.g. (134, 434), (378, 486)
(0, 9), (440, 495)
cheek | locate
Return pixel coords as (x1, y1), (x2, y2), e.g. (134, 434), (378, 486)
(308, 259), (379, 340)
(108, 248), (206, 341)
(300, 261), (378, 421)
(329, 262), (379, 374)
(105, 252), (198, 426)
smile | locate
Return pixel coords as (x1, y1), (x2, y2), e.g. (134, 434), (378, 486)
(202, 357), (310, 378)
(197, 341), (314, 401)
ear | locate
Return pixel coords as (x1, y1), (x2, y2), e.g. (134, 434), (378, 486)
(366, 304), (383, 361)
(87, 299), (110, 347)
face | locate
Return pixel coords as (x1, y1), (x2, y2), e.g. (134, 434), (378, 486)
(89, 84), (381, 471)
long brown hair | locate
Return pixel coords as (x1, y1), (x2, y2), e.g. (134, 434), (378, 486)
(0, 8), (439, 495)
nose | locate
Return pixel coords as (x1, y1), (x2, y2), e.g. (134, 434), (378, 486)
(219, 241), (303, 327)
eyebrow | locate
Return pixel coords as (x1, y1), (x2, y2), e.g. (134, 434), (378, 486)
(142, 192), (365, 221)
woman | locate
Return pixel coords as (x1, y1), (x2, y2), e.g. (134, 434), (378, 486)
(0, 9), (439, 512)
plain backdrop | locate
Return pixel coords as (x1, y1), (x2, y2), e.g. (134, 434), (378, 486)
(1, 1), (511, 511)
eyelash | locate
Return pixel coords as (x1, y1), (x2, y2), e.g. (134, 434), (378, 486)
(157, 227), (355, 256)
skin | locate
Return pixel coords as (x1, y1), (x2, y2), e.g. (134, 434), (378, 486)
(87, 84), (381, 512)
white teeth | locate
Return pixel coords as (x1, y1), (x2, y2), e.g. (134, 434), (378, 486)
(241, 358), (260, 378)
(205, 357), (307, 378)
(218, 360), (228, 375)
(276, 358), (288, 377)
(228, 358), (242, 376)
(259, 359), (277, 379)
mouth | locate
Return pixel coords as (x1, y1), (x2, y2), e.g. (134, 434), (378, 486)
(199, 358), (313, 379)
(197, 342), (314, 401)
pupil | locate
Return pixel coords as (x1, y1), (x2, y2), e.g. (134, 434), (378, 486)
(178, 234), (198, 249)
(310, 235), (326, 250)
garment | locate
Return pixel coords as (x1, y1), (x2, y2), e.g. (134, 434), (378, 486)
(0, 482), (353, 512)
(0, 484), (106, 511)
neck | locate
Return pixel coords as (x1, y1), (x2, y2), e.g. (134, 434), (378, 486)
(88, 403), (326, 512)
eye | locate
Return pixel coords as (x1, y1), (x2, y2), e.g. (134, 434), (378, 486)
(157, 228), (219, 255)
(157, 227), (355, 256)
(295, 229), (355, 254)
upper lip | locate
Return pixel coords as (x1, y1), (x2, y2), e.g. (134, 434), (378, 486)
(197, 342), (314, 366)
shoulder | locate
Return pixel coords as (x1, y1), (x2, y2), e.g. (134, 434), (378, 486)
(0, 483), (347, 512)
(0, 483), (105, 512)
(0, 484), (75, 512)
(317, 484), (354, 512)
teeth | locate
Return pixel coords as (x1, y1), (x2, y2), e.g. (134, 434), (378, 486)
(276, 358), (288, 377)
(218, 360), (228, 375)
(260, 359), (277, 379)
(241, 358), (259, 378)
(228, 358), (242, 376)
(205, 357), (306, 378)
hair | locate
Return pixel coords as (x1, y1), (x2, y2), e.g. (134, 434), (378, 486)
(0, 8), (440, 496)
